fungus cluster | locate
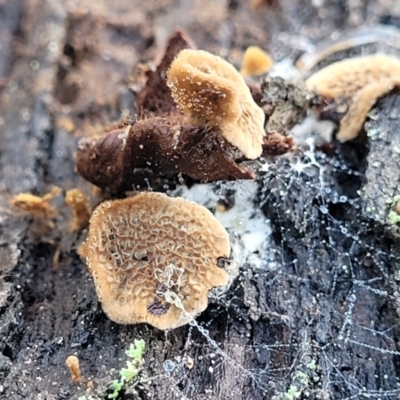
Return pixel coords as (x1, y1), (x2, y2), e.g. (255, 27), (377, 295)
(75, 30), (298, 328)
(78, 192), (230, 330)
(306, 54), (400, 142)
(76, 31), (294, 192)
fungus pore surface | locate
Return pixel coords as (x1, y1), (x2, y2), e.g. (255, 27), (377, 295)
(78, 192), (230, 330)
(167, 49), (265, 159)
(305, 54), (400, 142)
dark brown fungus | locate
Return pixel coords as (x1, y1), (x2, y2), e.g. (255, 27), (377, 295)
(125, 118), (255, 181)
(76, 117), (255, 192)
(261, 134), (294, 156)
(76, 127), (129, 193)
(136, 30), (195, 117)
(176, 123), (255, 180)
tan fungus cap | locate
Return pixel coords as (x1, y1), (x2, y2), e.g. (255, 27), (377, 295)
(306, 54), (400, 142)
(166, 49), (265, 159)
(240, 46), (273, 77)
(78, 192), (230, 330)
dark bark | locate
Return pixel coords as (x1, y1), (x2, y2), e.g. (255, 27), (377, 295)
(360, 89), (400, 226)
(1, 1), (400, 400)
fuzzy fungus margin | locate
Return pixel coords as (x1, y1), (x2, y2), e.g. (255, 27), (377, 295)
(167, 49), (266, 159)
(78, 192), (230, 330)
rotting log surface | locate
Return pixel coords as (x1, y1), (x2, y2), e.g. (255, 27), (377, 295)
(2, 1), (400, 400)
(360, 88), (400, 224)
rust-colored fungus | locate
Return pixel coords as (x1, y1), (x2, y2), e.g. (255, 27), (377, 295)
(11, 187), (62, 233)
(78, 192), (230, 330)
(11, 187), (61, 217)
(65, 355), (82, 383)
(65, 188), (92, 231)
(240, 46), (273, 77)
(167, 49), (266, 159)
(305, 54), (400, 142)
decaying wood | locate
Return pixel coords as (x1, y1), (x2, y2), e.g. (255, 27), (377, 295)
(2, 1), (400, 400)
(360, 89), (400, 226)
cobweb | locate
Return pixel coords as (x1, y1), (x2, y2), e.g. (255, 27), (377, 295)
(143, 136), (400, 400)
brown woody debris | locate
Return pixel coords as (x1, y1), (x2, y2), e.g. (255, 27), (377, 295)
(261, 76), (309, 140)
(306, 54), (400, 142)
(78, 192), (230, 330)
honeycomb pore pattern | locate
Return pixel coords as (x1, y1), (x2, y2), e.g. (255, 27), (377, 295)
(78, 192), (230, 330)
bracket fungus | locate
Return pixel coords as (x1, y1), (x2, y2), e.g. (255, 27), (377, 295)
(166, 49), (266, 159)
(78, 192), (230, 330)
(306, 54), (400, 142)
